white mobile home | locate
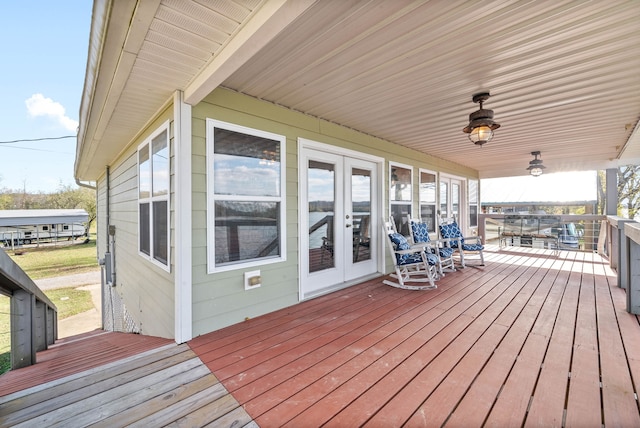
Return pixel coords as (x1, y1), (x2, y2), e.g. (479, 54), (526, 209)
(0, 209), (88, 246)
(75, 1), (640, 343)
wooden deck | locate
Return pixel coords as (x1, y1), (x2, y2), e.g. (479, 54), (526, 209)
(1, 246), (639, 427)
(189, 246), (640, 427)
(0, 331), (256, 427)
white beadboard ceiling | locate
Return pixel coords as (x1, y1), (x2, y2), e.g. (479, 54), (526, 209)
(76, 0), (640, 181)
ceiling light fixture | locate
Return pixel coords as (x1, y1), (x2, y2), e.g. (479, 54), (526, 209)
(463, 92), (500, 146)
(527, 151), (546, 177)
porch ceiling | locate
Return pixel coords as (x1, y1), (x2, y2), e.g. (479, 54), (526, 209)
(76, 0), (640, 181)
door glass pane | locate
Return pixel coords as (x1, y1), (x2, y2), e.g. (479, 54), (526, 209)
(352, 168), (371, 263)
(308, 161), (335, 273)
(452, 183), (460, 219)
(440, 182), (448, 218)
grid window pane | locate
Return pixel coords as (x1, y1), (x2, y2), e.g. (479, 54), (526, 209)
(140, 202), (150, 256)
(213, 128), (281, 197)
(214, 201), (280, 265)
(153, 200), (168, 264)
(152, 130), (169, 197)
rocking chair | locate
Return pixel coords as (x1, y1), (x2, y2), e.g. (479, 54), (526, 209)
(382, 218), (438, 290)
(438, 216), (485, 268)
(408, 215), (456, 277)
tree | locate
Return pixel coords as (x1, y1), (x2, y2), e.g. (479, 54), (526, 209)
(46, 184), (97, 231)
(618, 165), (640, 219)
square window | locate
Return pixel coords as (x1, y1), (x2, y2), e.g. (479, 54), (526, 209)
(206, 120), (286, 272)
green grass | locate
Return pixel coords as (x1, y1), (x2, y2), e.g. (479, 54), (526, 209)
(7, 239), (98, 279)
(0, 295), (10, 374)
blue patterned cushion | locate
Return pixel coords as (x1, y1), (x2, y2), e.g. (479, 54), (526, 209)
(439, 222), (463, 248)
(462, 243), (484, 251)
(411, 222), (430, 244)
(397, 252), (423, 265)
(438, 247), (455, 258)
(424, 253), (438, 266)
(389, 233), (410, 250)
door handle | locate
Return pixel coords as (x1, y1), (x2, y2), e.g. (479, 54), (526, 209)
(346, 224), (352, 228)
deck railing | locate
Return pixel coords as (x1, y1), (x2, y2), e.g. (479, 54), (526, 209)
(478, 213), (607, 253)
(607, 216), (640, 315)
(0, 248), (57, 369)
(479, 213), (640, 317)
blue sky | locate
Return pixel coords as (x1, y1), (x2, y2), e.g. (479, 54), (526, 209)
(0, 1), (91, 193)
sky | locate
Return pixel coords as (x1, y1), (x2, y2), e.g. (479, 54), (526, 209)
(0, 1), (92, 193)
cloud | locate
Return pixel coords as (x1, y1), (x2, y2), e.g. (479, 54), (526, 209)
(25, 93), (78, 131)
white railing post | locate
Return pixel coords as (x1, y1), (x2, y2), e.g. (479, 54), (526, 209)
(609, 217), (634, 289)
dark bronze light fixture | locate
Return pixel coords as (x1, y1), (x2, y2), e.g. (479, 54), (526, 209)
(527, 151), (546, 177)
(463, 92), (500, 146)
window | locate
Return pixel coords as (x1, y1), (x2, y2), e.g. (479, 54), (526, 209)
(42, 226), (49, 231)
(389, 163), (412, 236)
(206, 119), (286, 272)
(138, 122), (170, 269)
(469, 179), (479, 228)
(419, 170), (437, 234)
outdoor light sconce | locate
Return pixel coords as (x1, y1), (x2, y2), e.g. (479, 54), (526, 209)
(463, 92), (501, 146)
(527, 151), (546, 177)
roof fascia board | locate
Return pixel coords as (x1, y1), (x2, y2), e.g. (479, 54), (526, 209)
(184, 0), (317, 105)
(76, 0), (161, 179)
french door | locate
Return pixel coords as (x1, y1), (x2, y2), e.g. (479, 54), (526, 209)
(300, 147), (379, 299)
(440, 175), (464, 228)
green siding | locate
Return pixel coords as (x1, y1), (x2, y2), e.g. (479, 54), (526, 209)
(190, 88), (477, 336)
(98, 107), (176, 339)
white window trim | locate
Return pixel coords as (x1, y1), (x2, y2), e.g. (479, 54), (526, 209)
(137, 120), (171, 272)
(206, 119), (287, 274)
(389, 161), (414, 211)
(469, 179), (479, 230)
(419, 168), (438, 235)
(440, 173), (468, 232)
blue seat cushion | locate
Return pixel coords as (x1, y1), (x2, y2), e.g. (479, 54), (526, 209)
(389, 232), (437, 266)
(389, 232), (410, 250)
(438, 247), (455, 258)
(462, 243), (484, 251)
(411, 222), (430, 244)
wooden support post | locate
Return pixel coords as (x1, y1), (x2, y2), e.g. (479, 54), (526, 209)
(10, 290), (34, 369)
(626, 223), (640, 314)
(627, 238), (640, 314)
(617, 220), (633, 289)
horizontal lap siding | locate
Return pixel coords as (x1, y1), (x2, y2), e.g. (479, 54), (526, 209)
(104, 107), (175, 339)
(191, 88), (477, 337)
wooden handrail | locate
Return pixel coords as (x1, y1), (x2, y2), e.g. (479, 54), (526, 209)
(0, 248), (57, 369)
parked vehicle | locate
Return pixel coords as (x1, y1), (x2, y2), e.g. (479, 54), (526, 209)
(0, 222), (87, 246)
(551, 222), (580, 249)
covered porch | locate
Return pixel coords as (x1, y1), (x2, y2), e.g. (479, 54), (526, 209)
(3, 245), (639, 426)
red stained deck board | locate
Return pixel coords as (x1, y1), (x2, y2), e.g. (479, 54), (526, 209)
(525, 268), (582, 426)
(565, 257), (604, 427)
(222, 251), (520, 403)
(402, 254), (574, 428)
(364, 253), (563, 428)
(191, 277), (386, 344)
(0, 331), (172, 397)
(220, 286), (439, 390)
(440, 253), (578, 427)
(268, 255), (533, 426)
(482, 257), (572, 427)
(593, 254), (640, 428)
(204, 287), (405, 373)
(182, 247), (640, 427)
